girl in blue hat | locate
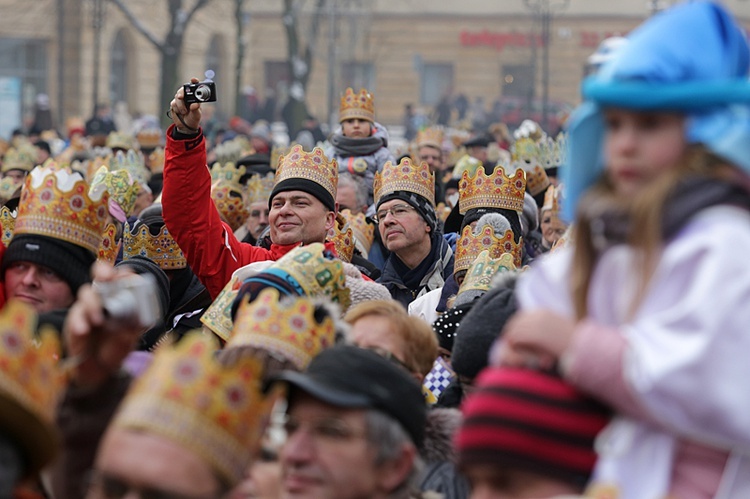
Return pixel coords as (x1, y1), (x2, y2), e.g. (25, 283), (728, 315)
(496, 2), (750, 497)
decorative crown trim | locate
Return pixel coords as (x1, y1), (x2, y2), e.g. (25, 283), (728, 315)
(457, 250), (517, 296)
(275, 145), (338, 203)
(123, 221), (187, 270)
(454, 224), (519, 275)
(416, 128), (444, 150)
(458, 166), (526, 214)
(339, 87), (375, 123)
(373, 158), (435, 207)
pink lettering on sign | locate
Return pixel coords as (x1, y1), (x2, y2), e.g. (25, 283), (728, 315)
(460, 30), (542, 52)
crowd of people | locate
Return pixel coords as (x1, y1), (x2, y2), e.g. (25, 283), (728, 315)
(1, 1), (750, 498)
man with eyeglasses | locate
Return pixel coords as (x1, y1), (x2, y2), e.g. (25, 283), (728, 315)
(274, 344), (428, 499)
(373, 159), (454, 308)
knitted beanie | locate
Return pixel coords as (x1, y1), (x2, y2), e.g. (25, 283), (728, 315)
(456, 367), (610, 489)
(451, 273), (518, 380)
(376, 191), (438, 232)
(2, 234), (95, 295)
(343, 263), (391, 311)
(431, 301), (475, 353)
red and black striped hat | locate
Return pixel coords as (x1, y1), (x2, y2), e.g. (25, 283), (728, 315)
(455, 367), (610, 488)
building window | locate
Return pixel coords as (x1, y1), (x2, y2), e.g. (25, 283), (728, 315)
(420, 63), (453, 106)
(341, 61), (374, 91)
(0, 38), (47, 137)
(109, 30), (130, 107)
(502, 64), (533, 99)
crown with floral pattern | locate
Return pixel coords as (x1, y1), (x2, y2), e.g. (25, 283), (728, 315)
(2, 143), (37, 173)
(0, 176), (21, 204)
(457, 250), (517, 297)
(149, 147), (165, 174)
(229, 288), (337, 370)
(0, 206), (16, 247)
(90, 166), (139, 218)
(201, 275), (244, 342)
(513, 137), (549, 196)
(341, 209), (374, 255)
(454, 223), (519, 275)
(98, 223), (120, 264)
(275, 145), (338, 203)
(327, 213), (354, 263)
(123, 221), (187, 270)
(0, 300), (63, 476)
(109, 150), (151, 188)
(374, 158), (435, 207)
(15, 165), (109, 254)
(106, 131), (137, 151)
(270, 145), (292, 171)
(416, 128), (444, 150)
(246, 172), (275, 205)
(111, 333), (272, 485)
(340, 87), (375, 123)
(458, 165), (526, 214)
(212, 184), (249, 232)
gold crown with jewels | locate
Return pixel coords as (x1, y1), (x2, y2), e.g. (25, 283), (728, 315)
(97, 223), (120, 264)
(513, 137), (549, 196)
(90, 166), (139, 218)
(211, 161), (250, 232)
(374, 157), (435, 207)
(328, 213), (355, 263)
(458, 165), (526, 214)
(457, 250), (517, 297)
(109, 149), (151, 187)
(123, 221), (187, 270)
(416, 127), (444, 150)
(0, 300), (63, 476)
(229, 288), (337, 371)
(3, 143), (37, 173)
(15, 164), (109, 255)
(454, 223), (520, 275)
(149, 147), (165, 174)
(543, 184), (562, 214)
(340, 87), (375, 123)
(111, 333), (273, 486)
(341, 209), (374, 255)
(0, 206), (16, 247)
(245, 172), (275, 205)
(275, 145), (338, 203)
(136, 129), (163, 150)
(106, 131), (137, 151)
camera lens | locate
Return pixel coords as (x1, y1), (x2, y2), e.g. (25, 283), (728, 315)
(195, 84), (212, 102)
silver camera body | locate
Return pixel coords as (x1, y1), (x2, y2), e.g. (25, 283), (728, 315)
(94, 273), (162, 329)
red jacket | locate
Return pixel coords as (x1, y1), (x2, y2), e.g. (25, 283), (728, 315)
(163, 126), (336, 298)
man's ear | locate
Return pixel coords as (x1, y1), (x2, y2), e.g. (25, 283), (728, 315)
(325, 211), (336, 232)
(377, 443), (417, 494)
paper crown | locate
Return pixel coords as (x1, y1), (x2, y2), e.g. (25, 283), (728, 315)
(458, 165), (526, 215)
(341, 209), (374, 255)
(229, 288), (337, 370)
(327, 213), (355, 263)
(3, 143), (37, 173)
(270, 145), (292, 171)
(211, 169), (250, 232)
(416, 128), (444, 150)
(109, 149), (150, 187)
(148, 147), (165, 174)
(275, 145), (338, 203)
(106, 131), (137, 151)
(211, 161), (246, 185)
(246, 172), (275, 205)
(0, 206), (16, 247)
(339, 87), (375, 123)
(543, 184), (562, 214)
(123, 221), (187, 270)
(136, 128), (163, 149)
(0, 300), (63, 476)
(91, 166), (139, 218)
(374, 158), (435, 207)
(201, 275), (245, 341)
(0, 176), (21, 204)
(214, 137), (250, 166)
(452, 154), (483, 181)
(98, 223), (120, 264)
(111, 333), (271, 485)
(16, 165), (109, 255)
(513, 137), (550, 196)
(457, 250), (517, 297)
(454, 223), (521, 275)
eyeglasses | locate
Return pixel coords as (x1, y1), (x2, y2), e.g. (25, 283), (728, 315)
(373, 204), (416, 224)
(87, 470), (216, 499)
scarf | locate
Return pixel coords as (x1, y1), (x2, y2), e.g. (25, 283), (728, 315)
(392, 231), (446, 292)
(330, 133), (385, 157)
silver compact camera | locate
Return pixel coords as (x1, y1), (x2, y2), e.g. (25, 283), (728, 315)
(94, 273), (162, 329)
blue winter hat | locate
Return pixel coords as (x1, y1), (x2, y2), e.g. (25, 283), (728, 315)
(562, 1), (750, 221)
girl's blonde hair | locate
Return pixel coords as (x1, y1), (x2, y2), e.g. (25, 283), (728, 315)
(570, 145), (734, 320)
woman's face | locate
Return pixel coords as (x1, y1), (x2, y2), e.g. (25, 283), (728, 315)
(604, 108), (686, 197)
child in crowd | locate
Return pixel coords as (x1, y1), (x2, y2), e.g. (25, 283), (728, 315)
(497, 2), (750, 497)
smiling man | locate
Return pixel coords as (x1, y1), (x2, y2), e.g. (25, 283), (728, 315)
(374, 158), (454, 307)
(163, 81), (339, 298)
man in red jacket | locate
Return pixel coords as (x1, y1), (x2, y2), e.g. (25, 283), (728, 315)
(164, 79), (338, 298)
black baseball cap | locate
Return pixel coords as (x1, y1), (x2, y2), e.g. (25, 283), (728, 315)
(275, 345), (427, 447)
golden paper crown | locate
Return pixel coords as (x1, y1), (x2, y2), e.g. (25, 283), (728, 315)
(98, 223), (120, 264)
(374, 158), (435, 207)
(211, 179), (249, 232)
(123, 221), (187, 270)
(0, 176), (21, 203)
(246, 172), (275, 205)
(272, 243), (351, 311)
(275, 145), (338, 203)
(341, 209), (374, 255)
(149, 147), (165, 174)
(270, 145), (292, 171)
(327, 213), (354, 263)
(111, 333), (271, 485)
(458, 165), (526, 215)
(16, 166), (109, 254)
(106, 131), (137, 151)
(3, 143), (37, 173)
(416, 128), (444, 150)
(0, 206), (17, 247)
(543, 184), (562, 214)
(201, 275), (243, 342)
(136, 129), (162, 149)
(454, 223), (519, 275)
(457, 250), (517, 297)
(211, 161), (247, 185)
(525, 163), (550, 197)
(513, 137), (550, 196)
(229, 288), (337, 370)
(452, 154), (483, 180)
(214, 139), (245, 166)
(339, 87), (375, 123)
(109, 150), (150, 187)
(91, 166), (139, 217)
(0, 300), (63, 475)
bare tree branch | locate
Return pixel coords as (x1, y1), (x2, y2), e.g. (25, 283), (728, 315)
(109, 0), (164, 51)
(185, 0), (213, 25)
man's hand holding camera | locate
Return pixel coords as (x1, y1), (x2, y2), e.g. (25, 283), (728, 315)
(170, 77), (203, 134)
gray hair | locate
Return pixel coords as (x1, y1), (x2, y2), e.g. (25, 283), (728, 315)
(365, 409), (424, 498)
(338, 172), (368, 211)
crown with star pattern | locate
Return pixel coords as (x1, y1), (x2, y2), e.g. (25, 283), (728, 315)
(374, 158), (435, 207)
(339, 87), (375, 123)
(123, 221), (187, 270)
(458, 164), (526, 214)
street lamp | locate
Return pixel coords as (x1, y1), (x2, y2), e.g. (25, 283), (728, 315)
(522, 0), (569, 131)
